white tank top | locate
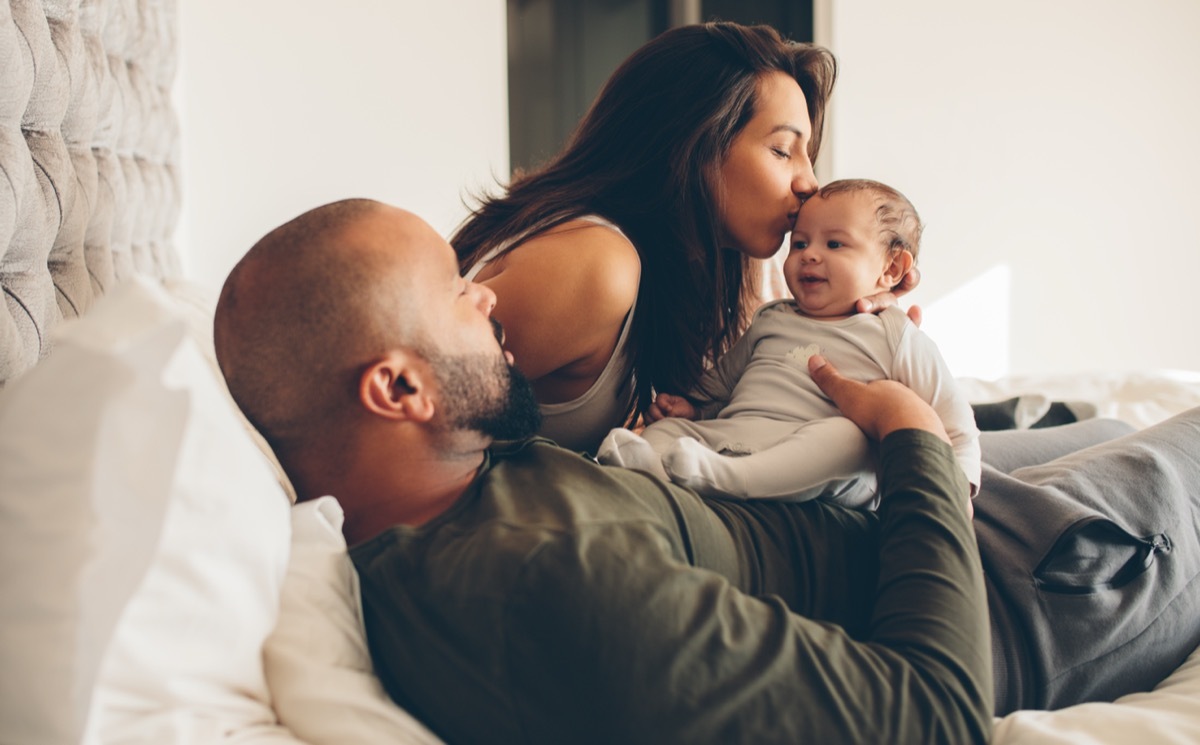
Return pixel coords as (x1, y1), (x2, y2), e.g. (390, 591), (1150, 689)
(464, 215), (639, 454)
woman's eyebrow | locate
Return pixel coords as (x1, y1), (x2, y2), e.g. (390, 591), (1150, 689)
(770, 124), (807, 138)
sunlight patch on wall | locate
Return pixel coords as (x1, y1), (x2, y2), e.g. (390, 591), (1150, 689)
(921, 265), (1011, 382)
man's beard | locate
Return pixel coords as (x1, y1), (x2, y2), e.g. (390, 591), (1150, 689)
(426, 351), (542, 441)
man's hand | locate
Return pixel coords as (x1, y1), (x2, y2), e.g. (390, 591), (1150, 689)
(646, 393), (696, 423)
(855, 266), (922, 326)
(808, 354), (949, 444)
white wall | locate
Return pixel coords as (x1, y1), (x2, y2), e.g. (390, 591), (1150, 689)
(176, 2), (509, 294)
(818, 0), (1200, 379)
(177, 2), (1199, 380)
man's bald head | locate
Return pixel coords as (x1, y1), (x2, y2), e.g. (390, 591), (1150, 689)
(214, 198), (429, 454)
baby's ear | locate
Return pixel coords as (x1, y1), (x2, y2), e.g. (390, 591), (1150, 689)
(882, 249), (915, 289)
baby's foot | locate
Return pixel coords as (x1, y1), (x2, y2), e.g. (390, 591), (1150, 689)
(662, 438), (747, 498)
(596, 428), (669, 479)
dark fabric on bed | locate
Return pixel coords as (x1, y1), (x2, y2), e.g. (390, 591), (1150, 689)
(977, 407), (1200, 713)
(973, 397), (1084, 431)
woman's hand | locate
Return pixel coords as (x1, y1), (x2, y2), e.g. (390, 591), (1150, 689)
(855, 266), (922, 326)
(646, 393), (696, 423)
(808, 354), (948, 444)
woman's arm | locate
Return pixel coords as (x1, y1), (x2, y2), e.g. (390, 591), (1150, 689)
(472, 220), (641, 403)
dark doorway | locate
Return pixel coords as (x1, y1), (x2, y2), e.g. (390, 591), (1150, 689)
(507, 0), (814, 174)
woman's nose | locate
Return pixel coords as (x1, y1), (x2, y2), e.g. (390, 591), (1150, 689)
(792, 160), (818, 198)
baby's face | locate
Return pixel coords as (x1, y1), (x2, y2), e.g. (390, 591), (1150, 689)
(783, 191), (896, 318)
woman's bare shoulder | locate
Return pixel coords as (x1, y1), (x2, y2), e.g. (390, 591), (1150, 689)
(497, 218), (641, 315)
(474, 218), (642, 382)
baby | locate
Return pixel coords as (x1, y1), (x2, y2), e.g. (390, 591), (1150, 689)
(598, 179), (980, 508)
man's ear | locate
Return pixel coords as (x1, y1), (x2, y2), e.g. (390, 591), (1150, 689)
(882, 249), (915, 289)
(359, 351), (435, 423)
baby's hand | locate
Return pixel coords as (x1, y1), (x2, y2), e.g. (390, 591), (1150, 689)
(647, 393), (696, 423)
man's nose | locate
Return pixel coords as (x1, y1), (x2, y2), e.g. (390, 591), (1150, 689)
(472, 282), (497, 314)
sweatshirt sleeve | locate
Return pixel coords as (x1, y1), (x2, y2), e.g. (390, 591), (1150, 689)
(503, 430), (994, 745)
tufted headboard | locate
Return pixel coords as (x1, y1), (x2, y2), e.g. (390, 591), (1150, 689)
(0, 0), (180, 384)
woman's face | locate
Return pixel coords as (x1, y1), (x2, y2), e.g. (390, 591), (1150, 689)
(711, 71), (818, 260)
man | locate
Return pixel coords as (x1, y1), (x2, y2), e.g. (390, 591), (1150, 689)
(215, 199), (1200, 745)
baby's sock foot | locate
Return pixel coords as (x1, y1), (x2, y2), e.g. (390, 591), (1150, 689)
(596, 428), (669, 478)
(662, 438), (748, 498)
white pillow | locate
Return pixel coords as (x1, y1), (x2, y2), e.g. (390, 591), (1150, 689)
(0, 277), (300, 744)
(991, 642), (1200, 744)
(264, 496), (444, 744)
(163, 277), (298, 504)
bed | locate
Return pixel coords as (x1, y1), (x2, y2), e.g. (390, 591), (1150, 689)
(2, 2), (1199, 743)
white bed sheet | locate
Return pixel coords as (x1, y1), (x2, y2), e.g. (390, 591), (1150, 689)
(958, 369), (1200, 430)
(993, 640), (1200, 744)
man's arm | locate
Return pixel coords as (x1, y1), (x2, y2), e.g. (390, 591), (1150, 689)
(503, 435), (991, 744)
(807, 352), (949, 443)
(502, 359), (992, 744)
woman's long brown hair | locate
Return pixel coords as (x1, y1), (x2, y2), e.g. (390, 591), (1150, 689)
(452, 22), (836, 425)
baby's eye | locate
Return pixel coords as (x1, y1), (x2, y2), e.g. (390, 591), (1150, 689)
(826, 240), (842, 249)
(792, 240), (808, 250)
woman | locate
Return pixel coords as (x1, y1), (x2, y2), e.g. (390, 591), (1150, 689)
(447, 22), (1200, 717)
(452, 22), (915, 454)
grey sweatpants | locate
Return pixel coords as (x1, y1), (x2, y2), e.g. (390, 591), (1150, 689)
(975, 412), (1200, 712)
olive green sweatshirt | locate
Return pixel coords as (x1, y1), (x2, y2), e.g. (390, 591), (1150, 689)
(352, 430), (992, 744)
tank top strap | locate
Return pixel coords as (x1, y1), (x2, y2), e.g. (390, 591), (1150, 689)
(463, 214), (628, 280)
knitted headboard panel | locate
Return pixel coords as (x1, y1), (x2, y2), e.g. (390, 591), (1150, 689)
(0, 0), (180, 384)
